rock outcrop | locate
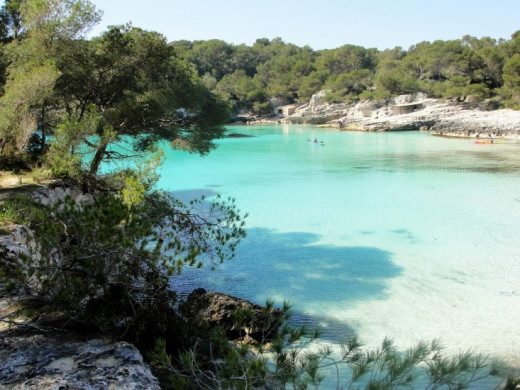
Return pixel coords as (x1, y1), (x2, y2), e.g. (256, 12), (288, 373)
(282, 90), (351, 125)
(30, 186), (95, 209)
(181, 288), (283, 344)
(0, 334), (160, 389)
(275, 92), (520, 139)
(0, 225), (37, 261)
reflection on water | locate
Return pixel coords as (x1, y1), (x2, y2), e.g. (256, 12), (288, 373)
(374, 150), (520, 173)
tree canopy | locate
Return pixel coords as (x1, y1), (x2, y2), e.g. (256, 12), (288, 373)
(170, 33), (520, 115)
(52, 25), (230, 175)
(0, 0), (230, 173)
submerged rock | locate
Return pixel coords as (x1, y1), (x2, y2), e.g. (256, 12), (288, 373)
(225, 133), (255, 138)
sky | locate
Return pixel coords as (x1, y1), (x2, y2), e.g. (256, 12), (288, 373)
(86, 1), (518, 50)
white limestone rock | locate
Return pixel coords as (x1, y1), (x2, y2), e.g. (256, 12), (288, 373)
(31, 187), (94, 211)
(0, 225), (36, 259)
(0, 335), (160, 389)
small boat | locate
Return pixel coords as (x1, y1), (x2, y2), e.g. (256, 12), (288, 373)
(474, 140), (503, 144)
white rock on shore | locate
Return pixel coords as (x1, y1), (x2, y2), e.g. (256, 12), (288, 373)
(278, 92), (520, 139)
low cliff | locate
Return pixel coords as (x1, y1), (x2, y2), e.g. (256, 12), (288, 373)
(276, 92), (520, 139)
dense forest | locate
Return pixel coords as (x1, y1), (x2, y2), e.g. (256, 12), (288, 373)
(170, 32), (520, 116)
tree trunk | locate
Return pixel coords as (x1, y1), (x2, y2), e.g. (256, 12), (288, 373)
(89, 142), (107, 176)
(40, 106), (46, 154)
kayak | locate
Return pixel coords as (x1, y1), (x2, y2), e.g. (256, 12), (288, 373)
(474, 141), (503, 144)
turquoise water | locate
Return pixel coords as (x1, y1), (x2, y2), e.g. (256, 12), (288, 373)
(157, 125), (520, 365)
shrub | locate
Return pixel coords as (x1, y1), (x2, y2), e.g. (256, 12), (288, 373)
(0, 186), (246, 349)
(149, 307), (509, 389)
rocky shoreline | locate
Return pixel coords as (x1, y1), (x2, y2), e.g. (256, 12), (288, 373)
(0, 192), (282, 389)
(0, 287), (278, 389)
(244, 92), (520, 140)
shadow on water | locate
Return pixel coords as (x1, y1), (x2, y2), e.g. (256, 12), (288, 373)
(172, 220), (401, 342)
(232, 228), (400, 299)
(287, 311), (358, 344)
(170, 188), (218, 203)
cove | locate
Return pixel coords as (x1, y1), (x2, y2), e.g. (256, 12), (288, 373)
(157, 125), (520, 364)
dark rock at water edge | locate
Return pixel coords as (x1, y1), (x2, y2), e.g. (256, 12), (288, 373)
(181, 288), (283, 344)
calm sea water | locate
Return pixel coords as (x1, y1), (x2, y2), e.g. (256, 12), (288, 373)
(157, 125), (520, 366)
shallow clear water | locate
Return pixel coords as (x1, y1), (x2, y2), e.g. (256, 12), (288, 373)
(157, 125), (520, 365)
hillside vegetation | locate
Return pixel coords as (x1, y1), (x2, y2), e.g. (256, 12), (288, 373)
(171, 33), (520, 116)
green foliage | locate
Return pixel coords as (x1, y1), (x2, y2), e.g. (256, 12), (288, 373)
(0, 0), (101, 166)
(504, 371), (520, 390)
(0, 60), (58, 159)
(464, 83), (492, 102)
(317, 44), (378, 76)
(149, 333), (269, 390)
(148, 301), (508, 390)
(29, 166), (52, 183)
(172, 30), (520, 110)
(297, 70), (328, 100)
(0, 0), (23, 42)
(51, 25), (231, 176)
(257, 45), (317, 101)
(189, 39), (234, 81)
(324, 69), (373, 103)
(201, 72), (217, 90)
(216, 69), (268, 112)
(150, 300), (291, 389)
(0, 184), (246, 343)
(501, 53), (520, 108)
(1, 2), (230, 176)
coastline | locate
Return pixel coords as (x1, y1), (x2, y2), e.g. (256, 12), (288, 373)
(240, 93), (520, 140)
